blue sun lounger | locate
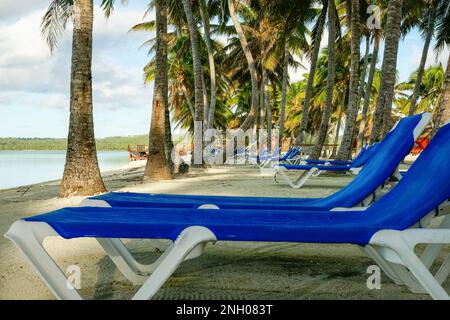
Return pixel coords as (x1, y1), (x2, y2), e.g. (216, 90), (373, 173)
(258, 146), (303, 168)
(250, 146), (281, 167)
(273, 150), (375, 189)
(272, 114), (430, 189)
(84, 113), (431, 211)
(301, 144), (369, 166)
(5, 120), (450, 300)
(280, 146), (302, 163)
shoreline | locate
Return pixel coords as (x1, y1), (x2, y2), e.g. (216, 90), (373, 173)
(0, 160), (146, 192)
(0, 151), (135, 191)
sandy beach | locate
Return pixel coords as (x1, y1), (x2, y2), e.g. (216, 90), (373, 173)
(0, 159), (447, 300)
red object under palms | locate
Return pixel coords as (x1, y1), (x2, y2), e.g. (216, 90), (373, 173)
(411, 137), (430, 155)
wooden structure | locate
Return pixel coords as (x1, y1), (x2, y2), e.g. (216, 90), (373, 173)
(128, 144), (148, 161)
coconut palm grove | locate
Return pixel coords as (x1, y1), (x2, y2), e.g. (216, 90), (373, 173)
(0, 0), (450, 302)
(39, 0), (449, 196)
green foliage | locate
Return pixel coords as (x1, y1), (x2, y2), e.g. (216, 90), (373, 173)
(0, 135), (149, 151)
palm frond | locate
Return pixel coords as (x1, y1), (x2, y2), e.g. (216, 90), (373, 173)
(434, 0), (450, 53)
(101, 0), (128, 18)
(40, 0), (74, 54)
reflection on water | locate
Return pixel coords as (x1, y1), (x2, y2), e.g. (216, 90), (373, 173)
(0, 151), (129, 190)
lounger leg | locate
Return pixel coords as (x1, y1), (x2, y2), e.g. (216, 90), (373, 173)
(132, 226), (216, 300)
(420, 215), (450, 268)
(292, 168), (320, 189)
(362, 245), (427, 292)
(4, 220), (82, 300)
(96, 238), (151, 285)
(258, 159), (270, 168)
(370, 229), (450, 300)
(97, 204), (220, 283)
(435, 254), (450, 284)
(361, 245), (404, 285)
(273, 166), (319, 189)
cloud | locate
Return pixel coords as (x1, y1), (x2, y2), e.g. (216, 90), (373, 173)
(0, 2), (156, 137)
(409, 43), (449, 72)
(0, 0), (48, 22)
(0, 4), (153, 113)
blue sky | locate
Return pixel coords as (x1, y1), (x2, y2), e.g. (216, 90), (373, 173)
(0, 1), (448, 138)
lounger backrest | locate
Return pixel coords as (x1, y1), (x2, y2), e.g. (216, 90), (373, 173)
(280, 147), (294, 161)
(319, 113), (430, 208)
(367, 121), (450, 227)
(350, 143), (378, 167)
(289, 147), (301, 159)
(351, 145), (367, 163)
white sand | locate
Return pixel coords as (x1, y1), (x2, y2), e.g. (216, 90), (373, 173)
(0, 161), (446, 299)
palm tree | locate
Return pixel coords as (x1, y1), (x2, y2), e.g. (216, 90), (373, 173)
(336, 0), (361, 161)
(278, 40), (290, 149)
(42, 0), (108, 197)
(143, 0), (172, 180)
(275, 0), (313, 149)
(295, 0), (328, 146)
(357, 31), (380, 148)
(309, 0), (338, 160)
(198, 0), (218, 130)
(437, 55), (450, 125)
(182, 0), (204, 165)
(133, 15), (231, 134)
(406, 1), (439, 116)
(227, 0), (260, 131)
(370, 0), (404, 143)
(396, 64), (445, 115)
(434, 0), (450, 127)
(354, 34), (370, 151)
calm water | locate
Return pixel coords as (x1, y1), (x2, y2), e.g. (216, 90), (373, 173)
(0, 151), (130, 190)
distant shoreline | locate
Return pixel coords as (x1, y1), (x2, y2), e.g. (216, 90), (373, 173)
(0, 149), (127, 152)
(0, 134), (186, 151)
(0, 135), (148, 151)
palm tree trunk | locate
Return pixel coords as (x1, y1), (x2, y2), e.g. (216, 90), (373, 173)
(357, 33), (379, 148)
(201, 72), (209, 125)
(355, 35), (372, 150)
(181, 82), (195, 119)
(295, 3), (327, 146)
(267, 78), (273, 151)
(199, 0), (218, 130)
(182, 0), (204, 165)
(228, 0), (259, 131)
(408, 2), (437, 116)
(59, 0), (106, 197)
(253, 89), (260, 141)
(359, 35), (371, 99)
(336, 0), (361, 161)
(260, 68), (266, 131)
(436, 54), (450, 127)
(144, 0), (171, 180)
(165, 103), (175, 174)
(309, 0), (337, 160)
(370, 0), (404, 143)
(278, 41), (289, 150)
(331, 107), (343, 158)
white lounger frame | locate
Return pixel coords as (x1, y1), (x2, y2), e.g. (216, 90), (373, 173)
(4, 199), (450, 300)
(272, 113), (432, 190)
(5, 221), (216, 300)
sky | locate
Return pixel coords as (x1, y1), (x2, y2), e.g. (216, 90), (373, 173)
(0, 0), (448, 138)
